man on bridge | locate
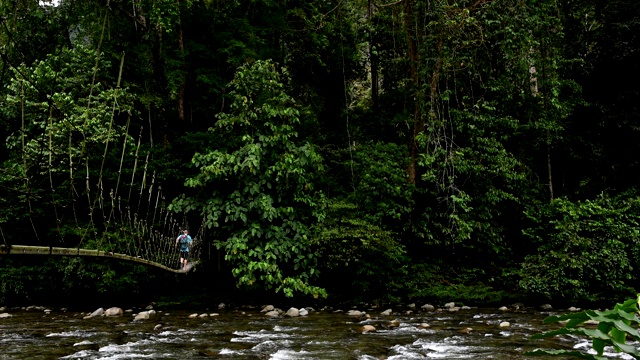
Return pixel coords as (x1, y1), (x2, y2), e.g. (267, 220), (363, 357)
(176, 229), (193, 271)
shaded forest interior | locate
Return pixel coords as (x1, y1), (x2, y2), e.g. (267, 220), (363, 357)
(1, 0), (640, 307)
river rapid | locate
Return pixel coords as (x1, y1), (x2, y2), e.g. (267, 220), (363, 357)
(0, 304), (628, 359)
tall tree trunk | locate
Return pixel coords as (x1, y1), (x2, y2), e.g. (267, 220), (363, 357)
(404, 0), (421, 184)
(176, 0), (186, 122)
(368, 0), (378, 107)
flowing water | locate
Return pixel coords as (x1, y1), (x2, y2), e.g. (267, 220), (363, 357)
(0, 305), (628, 359)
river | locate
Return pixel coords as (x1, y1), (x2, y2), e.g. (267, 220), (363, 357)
(0, 304), (626, 359)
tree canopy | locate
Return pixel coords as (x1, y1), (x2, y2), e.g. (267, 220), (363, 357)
(1, 0), (639, 305)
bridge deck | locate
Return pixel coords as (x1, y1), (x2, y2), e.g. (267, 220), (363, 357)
(0, 245), (192, 274)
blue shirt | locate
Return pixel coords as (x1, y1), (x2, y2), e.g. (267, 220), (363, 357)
(177, 235), (192, 252)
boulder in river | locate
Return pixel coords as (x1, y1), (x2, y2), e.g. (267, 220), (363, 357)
(105, 307), (123, 316)
(387, 320), (400, 328)
(360, 325), (376, 333)
(134, 311), (150, 321)
(285, 308), (299, 317)
(90, 308), (104, 317)
(0, 313), (12, 319)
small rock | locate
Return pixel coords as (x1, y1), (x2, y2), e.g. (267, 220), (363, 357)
(209, 313), (219, 317)
(347, 310), (363, 317)
(188, 313), (198, 318)
(105, 307), (123, 317)
(261, 305), (275, 313)
(147, 310), (157, 315)
(461, 306), (471, 310)
(145, 305), (154, 310)
(218, 303), (226, 310)
(299, 308), (309, 316)
(568, 306), (580, 312)
(0, 313), (13, 319)
(387, 320), (400, 328)
(444, 302), (456, 309)
(264, 310), (279, 317)
(421, 304), (435, 311)
(448, 307), (460, 312)
(134, 312), (149, 321)
(418, 323), (430, 329)
(380, 309), (393, 316)
(407, 303), (416, 309)
(405, 310), (413, 315)
(199, 313), (208, 318)
(154, 324), (163, 331)
(458, 327), (473, 334)
(286, 308), (300, 317)
(499, 322), (510, 328)
(361, 325), (376, 333)
(498, 306), (509, 311)
(540, 304), (553, 311)
(511, 303), (524, 310)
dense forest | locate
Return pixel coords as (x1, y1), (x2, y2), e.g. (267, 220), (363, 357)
(1, 0), (640, 307)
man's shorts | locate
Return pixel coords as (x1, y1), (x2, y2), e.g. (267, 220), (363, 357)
(180, 251), (190, 260)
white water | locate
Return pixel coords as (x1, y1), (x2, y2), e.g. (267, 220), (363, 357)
(0, 306), (596, 359)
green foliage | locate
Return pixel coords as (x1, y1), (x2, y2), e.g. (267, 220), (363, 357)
(0, 43), (136, 243)
(171, 60), (326, 298)
(314, 200), (409, 302)
(0, 257), (151, 306)
(528, 295), (640, 359)
(519, 194), (640, 303)
(350, 142), (414, 233)
(405, 263), (514, 305)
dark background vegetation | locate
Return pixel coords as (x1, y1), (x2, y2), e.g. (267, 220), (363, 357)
(1, 0), (640, 308)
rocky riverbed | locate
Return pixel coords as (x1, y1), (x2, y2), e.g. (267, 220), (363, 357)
(0, 302), (618, 359)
